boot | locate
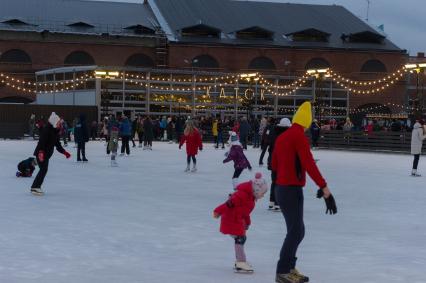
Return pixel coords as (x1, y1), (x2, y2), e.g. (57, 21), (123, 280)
(290, 268), (309, 282)
(31, 187), (44, 196)
(191, 165), (197, 172)
(185, 165), (190, 172)
(275, 273), (303, 283)
(411, 169), (421, 177)
(234, 261), (253, 273)
(111, 160), (118, 167)
(268, 201), (275, 210)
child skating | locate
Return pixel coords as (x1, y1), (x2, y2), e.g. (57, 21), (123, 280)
(108, 125), (119, 167)
(213, 172), (268, 273)
(223, 132), (252, 189)
(16, 157), (37, 177)
(179, 120), (203, 172)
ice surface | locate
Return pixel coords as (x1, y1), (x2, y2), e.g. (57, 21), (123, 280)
(1, 140), (425, 283)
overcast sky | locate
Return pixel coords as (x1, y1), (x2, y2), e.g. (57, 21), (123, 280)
(98, 0), (425, 55)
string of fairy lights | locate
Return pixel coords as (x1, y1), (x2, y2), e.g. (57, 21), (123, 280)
(1, 63), (425, 116)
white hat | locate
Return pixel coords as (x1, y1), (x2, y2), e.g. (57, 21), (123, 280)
(252, 172), (268, 198)
(48, 112), (61, 128)
(277, 118), (291, 128)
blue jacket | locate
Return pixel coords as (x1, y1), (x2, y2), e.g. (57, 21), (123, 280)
(119, 118), (132, 136)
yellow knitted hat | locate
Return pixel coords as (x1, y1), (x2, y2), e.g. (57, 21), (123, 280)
(292, 101), (312, 129)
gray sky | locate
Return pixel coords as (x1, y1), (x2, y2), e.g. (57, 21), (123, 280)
(98, 0), (425, 55)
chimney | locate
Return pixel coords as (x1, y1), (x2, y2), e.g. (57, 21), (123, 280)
(418, 52), (425, 58)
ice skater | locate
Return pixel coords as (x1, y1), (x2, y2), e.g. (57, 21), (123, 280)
(179, 120), (203, 172)
(108, 125), (119, 167)
(271, 102), (337, 283)
(410, 119), (426, 176)
(223, 132), (252, 190)
(31, 112), (71, 195)
(213, 172), (268, 273)
(16, 157), (37, 177)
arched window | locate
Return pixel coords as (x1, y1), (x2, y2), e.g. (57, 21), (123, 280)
(305, 58), (330, 70)
(125, 54), (155, 67)
(360, 59), (387, 73)
(248, 56), (276, 70)
(192, 55), (219, 69)
(64, 51), (95, 65)
(0, 49), (31, 63)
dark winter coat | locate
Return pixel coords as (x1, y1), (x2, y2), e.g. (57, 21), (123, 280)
(17, 157), (36, 175)
(239, 120), (250, 138)
(119, 118), (132, 137)
(310, 122), (320, 140)
(261, 124), (273, 147)
(271, 124), (326, 188)
(267, 125), (290, 170)
(214, 181), (255, 236)
(74, 115), (89, 143)
(33, 124), (66, 159)
(223, 144), (251, 170)
(179, 129), (203, 156)
(143, 118), (154, 140)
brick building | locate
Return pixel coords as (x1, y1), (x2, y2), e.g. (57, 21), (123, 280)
(0, 0), (415, 118)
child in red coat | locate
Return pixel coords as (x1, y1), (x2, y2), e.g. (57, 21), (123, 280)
(179, 120), (203, 172)
(213, 172), (268, 273)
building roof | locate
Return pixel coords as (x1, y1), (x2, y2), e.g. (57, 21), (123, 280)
(0, 0), (159, 37)
(150, 0), (403, 52)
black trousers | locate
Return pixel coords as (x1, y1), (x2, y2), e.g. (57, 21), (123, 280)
(138, 132), (144, 144)
(413, 154), (420, 170)
(240, 134), (248, 149)
(77, 142), (86, 160)
(31, 158), (49, 189)
(275, 185), (305, 274)
(259, 144), (268, 165)
(121, 136), (130, 154)
(270, 171), (277, 203)
(187, 155), (196, 165)
(233, 168), (244, 178)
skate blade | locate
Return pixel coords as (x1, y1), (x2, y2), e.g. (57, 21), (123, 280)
(234, 268), (254, 274)
(31, 191), (44, 196)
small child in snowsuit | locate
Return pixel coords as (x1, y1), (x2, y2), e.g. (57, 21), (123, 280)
(223, 132), (252, 189)
(16, 157), (37, 177)
(213, 172), (268, 273)
(108, 126), (119, 167)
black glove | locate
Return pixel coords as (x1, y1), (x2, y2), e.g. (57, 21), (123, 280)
(317, 189), (337, 215)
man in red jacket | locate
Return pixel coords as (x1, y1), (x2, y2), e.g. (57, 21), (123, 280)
(272, 102), (337, 283)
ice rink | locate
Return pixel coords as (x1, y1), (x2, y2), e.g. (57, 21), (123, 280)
(1, 140), (425, 283)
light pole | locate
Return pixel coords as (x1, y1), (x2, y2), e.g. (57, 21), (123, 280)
(307, 68), (329, 122)
(405, 63), (426, 117)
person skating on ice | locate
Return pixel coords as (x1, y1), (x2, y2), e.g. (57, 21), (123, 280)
(223, 132), (252, 190)
(31, 112), (71, 195)
(272, 102), (337, 283)
(179, 120), (203, 172)
(108, 125), (120, 167)
(267, 117), (291, 211)
(213, 172), (268, 273)
(16, 157), (37, 177)
(410, 119), (426, 176)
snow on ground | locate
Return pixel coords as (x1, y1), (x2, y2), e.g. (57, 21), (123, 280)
(0, 140), (425, 283)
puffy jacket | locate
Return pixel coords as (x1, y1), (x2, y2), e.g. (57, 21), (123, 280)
(33, 124), (66, 159)
(214, 181), (255, 236)
(271, 124), (326, 189)
(223, 143), (251, 170)
(119, 118), (132, 137)
(179, 128), (203, 156)
(411, 122), (426, 155)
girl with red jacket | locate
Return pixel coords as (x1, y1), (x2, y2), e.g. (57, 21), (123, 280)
(179, 120), (203, 172)
(213, 173), (268, 273)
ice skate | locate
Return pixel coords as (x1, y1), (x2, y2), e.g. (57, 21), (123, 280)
(82, 158), (88, 162)
(31, 187), (44, 196)
(234, 261), (254, 273)
(268, 201), (275, 210)
(184, 165), (190, 172)
(273, 205), (281, 211)
(119, 153), (125, 156)
(275, 273), (303, 283)
(138, 144), (142, 148)
(411, 169), (421, 177)
(16, 171), (22, 177)
(191, 165), (197, 172)
(111, 160), (118, 167)
(290, 268), (309, 282)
